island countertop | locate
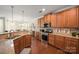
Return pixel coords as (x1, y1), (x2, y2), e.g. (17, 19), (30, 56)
(0, 39), (15, 54)
(0, 34), (28, 54)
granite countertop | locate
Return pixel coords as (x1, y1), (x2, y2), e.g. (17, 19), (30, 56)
(0, 31), (28, 35)
(0, 39), (15, 54)
(49, 33), (79, 39)
(0, 34), (27, 54)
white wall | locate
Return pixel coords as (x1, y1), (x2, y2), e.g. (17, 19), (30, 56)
(0, 19), (4, 34)
(5, 20), (32, 31)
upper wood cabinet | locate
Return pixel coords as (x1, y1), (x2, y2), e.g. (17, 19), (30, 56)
(56, 11), (66, 27)
(56, 7), (79, 28)
(43, 15), (47, 23)
(51, 14), (57, 27)
(65, 7), (78, 28)
(40, 17), (45, 27)
(45, 13), (51, 24)
(77, 7), (79, 28)
(37, 6), (79, 28)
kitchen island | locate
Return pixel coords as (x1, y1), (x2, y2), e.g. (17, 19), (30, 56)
(0, 34), (32, 54)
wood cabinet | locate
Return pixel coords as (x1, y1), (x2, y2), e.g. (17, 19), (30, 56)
(64, 37), (78, 53)
(48, 34), (55, 45)
(77, 7), (79, 28)
(51, 14), (57, 27)
(40, 18), (44, 27)
(13, 38), (20, 54)
(37, 6), (79, 28)
(56, 11), (65, 27)
(56, 7), (79, 28)
(54, 35), (65, 50)
(44, 15), (47, 23)
(13, 35), (32, 54)
(65, 7), (78, 28)
(25, 35), (32, 47)
(45, 13), (51, 25)
(48, 34), (79, 53)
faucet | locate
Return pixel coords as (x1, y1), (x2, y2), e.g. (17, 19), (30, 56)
(8, 29), (14, 39)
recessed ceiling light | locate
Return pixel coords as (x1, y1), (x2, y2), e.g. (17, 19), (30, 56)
(42, 8), (46, 11)
(39, 8), (46, 13)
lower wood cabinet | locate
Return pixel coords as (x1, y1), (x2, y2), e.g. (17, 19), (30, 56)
(48, 34), (79, 53)
(13, 35), (32, 54)
(54, 35), (65, 50)
(48, 34), (55, 46)
(24, 35), (32, 47)
(64, 37), (78, 53)
(13, 38), (21, 54)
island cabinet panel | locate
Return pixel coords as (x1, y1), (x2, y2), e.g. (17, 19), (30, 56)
(65, 7), (78, 28)
(64, 37), (78, 53)
(51, 14), (57, 27)
(48, 34), (55, 46)
(25, 35), (32, 47)
(13, 38), (21, 54)
(20, 37), (24, 51)
(13, 35), (32, 54)
(54, 35), (65, 50)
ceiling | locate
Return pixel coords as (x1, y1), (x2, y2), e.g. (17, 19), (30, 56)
(0, 5), (76, 23)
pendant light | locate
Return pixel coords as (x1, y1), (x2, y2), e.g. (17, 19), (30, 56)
(21, 10), (24, 30)
(11, 6), (14, 23)
(10, 6), (14, 30)
(22, 10), (24, 23)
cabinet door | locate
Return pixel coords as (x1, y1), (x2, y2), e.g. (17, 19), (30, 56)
(64, 37), (78, 53)
(24, 35), (31, 48)
(51, 14), (57, 27)
(40, 18), (44, 27)
(56, 12), (65, 27)
(46, 14), (51, 24)
(48, 34), (55, 45)
(13, 39), (20, 54)
(44, 15), (47, 23)
(20, 37), (24, 51)
(66, 8), (78, 28)
(55, 35), (65, 49)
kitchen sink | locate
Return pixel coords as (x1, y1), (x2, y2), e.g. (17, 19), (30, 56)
(6, 35), (21, 39)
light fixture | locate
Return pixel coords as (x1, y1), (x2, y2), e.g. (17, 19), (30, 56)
(39, 8), (46, 13)
(42, 8), (46, 12)
(11, 6), (14, 23)
(10, 6), (15, 30)
(22, 10), (24, 22)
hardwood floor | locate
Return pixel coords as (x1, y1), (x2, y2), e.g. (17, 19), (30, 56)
(31, 39), (65, 54)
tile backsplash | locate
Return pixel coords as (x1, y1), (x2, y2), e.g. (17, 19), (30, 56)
(53, 28), (79, 34)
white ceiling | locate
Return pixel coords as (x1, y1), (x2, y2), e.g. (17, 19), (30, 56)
(0, 5), (76, 23)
